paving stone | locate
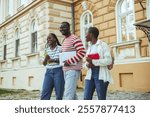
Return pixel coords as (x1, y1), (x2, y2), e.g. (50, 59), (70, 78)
(0, 89), (150, 100)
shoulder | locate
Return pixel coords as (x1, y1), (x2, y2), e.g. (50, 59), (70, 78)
(97, 40), (109, 51)
(70, 34), (80, 41)
(99, 41), (109, 50)
(101, 41), (108, 46)
(71, 34), (78, 38)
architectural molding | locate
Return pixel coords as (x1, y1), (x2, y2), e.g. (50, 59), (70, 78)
(115, 57), (150, 64)
(110, 39), (141, 60)
(13, 20), (20, 32)
(0, 0), (45, 28)
(110, 40), (141, 47)
(47, 0), (72, 6)
(76, 1), (99, 19)
(1, 28), (7, 37)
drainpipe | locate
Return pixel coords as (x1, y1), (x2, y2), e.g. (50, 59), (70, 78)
(71, 0), (75, 34)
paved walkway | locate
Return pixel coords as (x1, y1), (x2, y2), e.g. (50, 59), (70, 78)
(0, 89), (150, 100)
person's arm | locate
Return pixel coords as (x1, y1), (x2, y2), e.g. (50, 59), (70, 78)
(65, 38), (86, 65)
(43, 54), (49, 66)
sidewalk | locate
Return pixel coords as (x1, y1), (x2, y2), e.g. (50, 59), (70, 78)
(0, 88), (150, 100)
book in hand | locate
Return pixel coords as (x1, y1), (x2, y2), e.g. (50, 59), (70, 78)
(87, 53), (100, 59)
(59, 51), (76, 66)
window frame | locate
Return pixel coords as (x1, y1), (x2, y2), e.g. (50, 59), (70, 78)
(5, 0), (14, 17)
(15, 28), (20, 57)
(116, 0), (136, 43)
(8, 0), (13, 15)
(20, 0), (26, 5)
(80, 10), (93, 48)
(17, 0), (29, 8)
(3, 35), (7, 60)
(31, 19), (38, 53)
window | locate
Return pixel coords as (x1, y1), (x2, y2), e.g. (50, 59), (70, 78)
(147, 0), (150, 19)
(15, 29), (20, 57)
(28, 76), (33, 87)
(5, 0), (13, 16)
(116, 0), (136, 43)
(8, 0), (13, 15)
(12, 77), (16, 86)
(31, 20), (37, 53)
(17, 0), (27, 6)
(80, 10), (93, 48)
(3, 35), (7, 60)
(0, 77), (4, 85)
(21, 0), (26, 5)
(17, 0), (28, 8)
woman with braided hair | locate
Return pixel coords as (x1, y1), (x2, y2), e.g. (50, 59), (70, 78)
(41, 33), (64, 100)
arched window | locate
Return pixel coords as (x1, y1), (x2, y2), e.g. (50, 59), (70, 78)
(147, 0), (150, 19)
(31, 20), (37, 53)
(80, 10), (93, 48)
(15, 28), (20, 57)
(116, 0), (136, 43)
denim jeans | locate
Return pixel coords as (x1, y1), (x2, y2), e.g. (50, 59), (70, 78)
(84, 67), (109, 100)
(63, 70), (80, 100)
(41, 67), (64, 100)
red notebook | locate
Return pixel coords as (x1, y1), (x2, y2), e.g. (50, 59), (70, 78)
(88, 53), (100, 59)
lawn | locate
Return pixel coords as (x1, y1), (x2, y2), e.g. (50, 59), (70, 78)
(0, 88), (18, 95)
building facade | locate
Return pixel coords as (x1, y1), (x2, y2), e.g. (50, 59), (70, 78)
(0, 0), (150, 92)
(0, 0), (73, 90)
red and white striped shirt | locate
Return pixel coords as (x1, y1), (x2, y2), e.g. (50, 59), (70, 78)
(62, 34), (86, 71)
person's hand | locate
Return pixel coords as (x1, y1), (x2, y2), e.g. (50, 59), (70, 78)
(47, 58), (54, 63)
(86, 57), (92, 64)
(45, 54), (50, 61)
(86, 63), (95, 68)
(64, 60), (70, 66)
(43, 55), (50, 66)
(107, 64), (113, 70)
(44, 55), (54, 64)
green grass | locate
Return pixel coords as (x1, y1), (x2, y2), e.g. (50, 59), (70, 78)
(0, 89), (17, 95)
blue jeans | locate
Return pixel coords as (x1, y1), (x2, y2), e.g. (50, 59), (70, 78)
(41, 67), (64, 100)
(64, 70), (80, 100)
(84, 67), (109, 100)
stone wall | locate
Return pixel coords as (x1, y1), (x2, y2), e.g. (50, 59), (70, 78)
(74, 0), (150, 92)
(0, 0), (72, 90)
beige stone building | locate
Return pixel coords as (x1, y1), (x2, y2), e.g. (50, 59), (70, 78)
(0, 0), (150, 92)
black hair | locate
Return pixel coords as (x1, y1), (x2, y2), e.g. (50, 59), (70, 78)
(61, 22), (70, 28)
(47, 33), (61, 46)
(88, 27), (99, 39)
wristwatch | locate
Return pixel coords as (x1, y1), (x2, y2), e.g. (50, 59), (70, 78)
(54, 58), (57, 62)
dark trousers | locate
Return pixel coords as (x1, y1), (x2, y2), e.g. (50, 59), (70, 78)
(84, 67), (109, 100)
(41, 67), (64, 100)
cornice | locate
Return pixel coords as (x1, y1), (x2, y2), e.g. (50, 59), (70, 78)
(0, 0), (73, 28)
(0, 0), (45, 28)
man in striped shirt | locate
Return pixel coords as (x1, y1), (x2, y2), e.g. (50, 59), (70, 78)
(60, 22), (86, 100)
